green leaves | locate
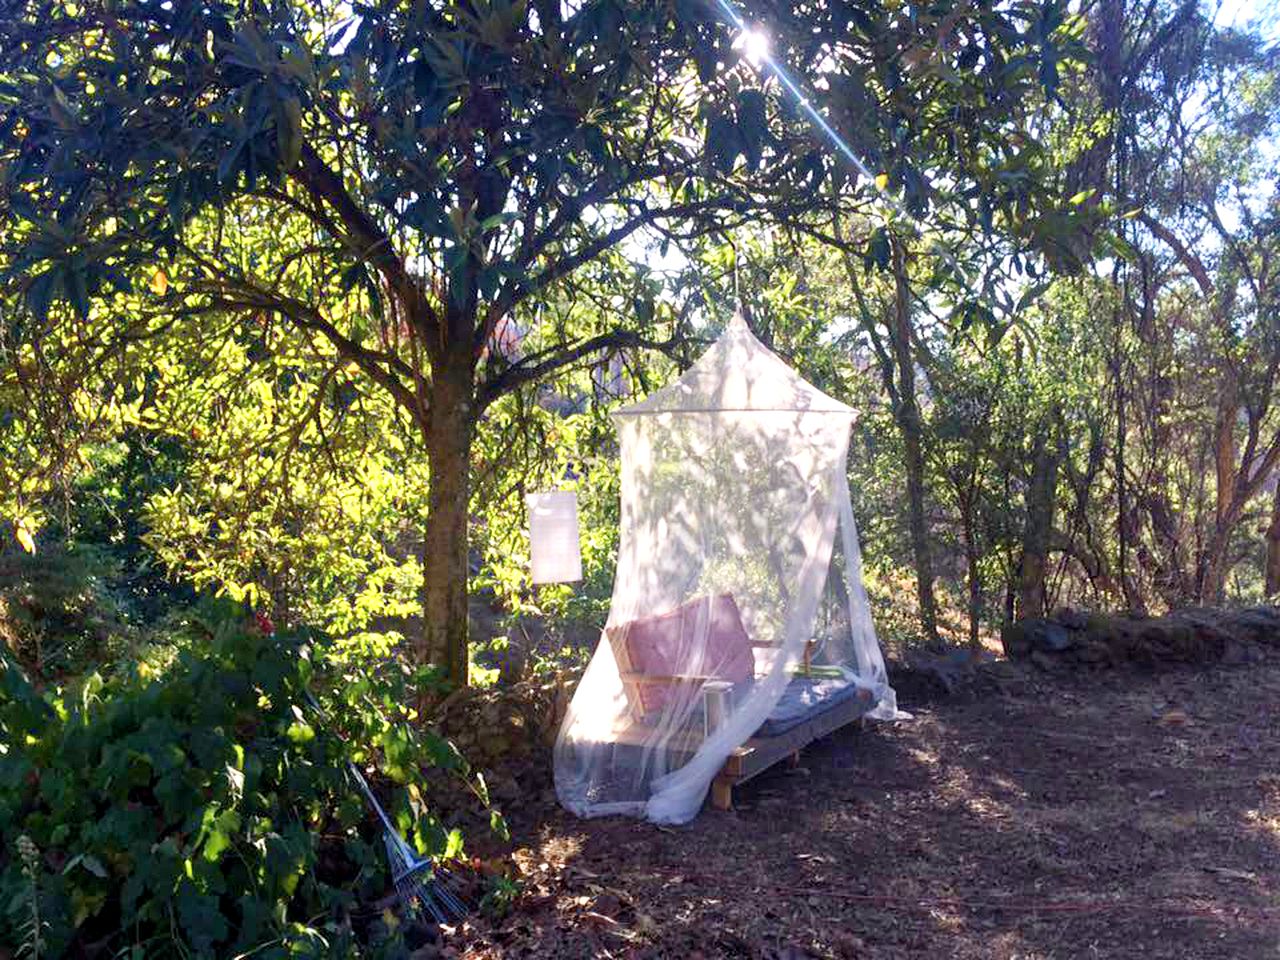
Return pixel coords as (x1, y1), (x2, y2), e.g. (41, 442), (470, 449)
(275, 94), (304, 172)
(20, 256), (104, 323)
(196, 807), (242, 863)
(704, 88), (772, 173)
(864, 227), (892, 272)
(697, 109), (731, 176)
(0, 612), (491, 956)
(736, 89), (768, 169)
(176, 881), (229, 953)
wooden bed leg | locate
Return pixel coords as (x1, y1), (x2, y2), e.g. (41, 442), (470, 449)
(711, 778), (733, 811)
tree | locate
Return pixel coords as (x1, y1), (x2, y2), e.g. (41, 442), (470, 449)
(0, 0), (1100, 677)
(1095, 10), (1279, 603)
(758, 0), (1095, 642)
(0, 0), (828, 684)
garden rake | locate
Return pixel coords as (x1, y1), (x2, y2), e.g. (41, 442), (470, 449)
(303, 690), (467, 923)
(345, 761), (469, 924)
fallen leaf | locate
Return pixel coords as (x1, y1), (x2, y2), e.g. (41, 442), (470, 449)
(796, 853), (835, 864)
(1203, 866), (1258, 882)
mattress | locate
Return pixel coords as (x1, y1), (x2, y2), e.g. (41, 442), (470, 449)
(756, 674), (868, 738)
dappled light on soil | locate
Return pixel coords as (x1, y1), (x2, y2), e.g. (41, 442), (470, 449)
(457, 656), (1280, 958)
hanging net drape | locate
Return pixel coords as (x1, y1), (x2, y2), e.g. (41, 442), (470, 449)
(554, 313), (900, 824)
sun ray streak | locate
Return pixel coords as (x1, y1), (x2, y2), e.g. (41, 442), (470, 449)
(708, 0), (973, 286)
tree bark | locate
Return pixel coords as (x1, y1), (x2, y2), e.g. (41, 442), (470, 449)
(961, 493), (982, 649)
(1017, 431), (1059, 619)
(889, 240), (940, 645)
(1200, 537), (1231, 605)
(1200, 380), (1241, 603)
(420, 348), (477, 688)
(1112, 320), (1143, 610)
(1266, 483), (1280, 597)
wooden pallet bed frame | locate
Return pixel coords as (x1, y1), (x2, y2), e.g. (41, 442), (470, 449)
(607, 685), (873, 811)
(710, 685), (874, 810)
(606, 599), (878, 814)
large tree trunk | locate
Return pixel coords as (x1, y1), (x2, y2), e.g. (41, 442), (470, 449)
(961, 491), (982, 649)
(420, 351), (476, 688)
(889, 240), (940, 645)
(1266, 483), (1280, 597)
(1017, 431), (1060, 619)
(1200, 535), (1232, 605)
(1212, 387), (1239, 532)
(1199, 384), (1241, 603)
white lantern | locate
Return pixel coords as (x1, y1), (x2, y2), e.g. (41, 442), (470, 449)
(527, 491), (583, 584)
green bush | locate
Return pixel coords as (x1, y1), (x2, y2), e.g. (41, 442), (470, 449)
(0, 609), (480, 959)
(0, 542), (139, 681)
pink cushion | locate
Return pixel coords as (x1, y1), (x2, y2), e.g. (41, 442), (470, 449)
(618, 594), (754, 716)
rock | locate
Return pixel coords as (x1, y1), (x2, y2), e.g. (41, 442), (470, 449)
(1003, 617), (1075, 658)
(1001, 621), (1033, 658)
(1080, 611), (1110, 634)
(1221, 639), (1252, 665)
(1053, 607), (1089, 630)
(890, 646), (989, 698)
(1137, 621), (1177, 657)
(1030, 650), (1065, 672)
(1074, 639), (1112, 664)
(1229, 607), (1280, 645)
(1034, 619), (1075, 652)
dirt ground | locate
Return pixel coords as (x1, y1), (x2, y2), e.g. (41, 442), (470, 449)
(452, 657), (1280, 959)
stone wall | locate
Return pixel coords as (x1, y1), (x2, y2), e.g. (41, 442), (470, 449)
(1001, 606), (1280, 669)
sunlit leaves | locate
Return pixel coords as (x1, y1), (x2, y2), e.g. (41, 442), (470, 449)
(14, 517), (35, 554)
(0, 614), (491, 954)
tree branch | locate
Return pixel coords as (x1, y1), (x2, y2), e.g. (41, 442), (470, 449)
(1137, 211), (1213, 296)
(477, 329), (687, 409)
(293, 143), (441, 346)
(184, 275), (425, 424)
(495, 197), (740, 323)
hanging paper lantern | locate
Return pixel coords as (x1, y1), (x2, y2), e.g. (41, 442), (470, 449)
(527, 491), (583, 584)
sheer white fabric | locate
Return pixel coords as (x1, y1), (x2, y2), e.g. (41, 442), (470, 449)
(554, 313), (900, 824)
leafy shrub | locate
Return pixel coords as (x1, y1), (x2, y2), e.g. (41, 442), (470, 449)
(0, 608), (483, 958)
(0, 542), (139, 681)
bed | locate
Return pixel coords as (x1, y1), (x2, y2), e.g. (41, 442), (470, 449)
(605, 595), (877, 812)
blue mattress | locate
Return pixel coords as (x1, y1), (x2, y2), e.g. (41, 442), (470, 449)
(756, 675), (867, 738)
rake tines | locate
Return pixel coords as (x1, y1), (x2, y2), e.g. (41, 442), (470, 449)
(384, 830), (469, 924)
(350, 763), (469, 923)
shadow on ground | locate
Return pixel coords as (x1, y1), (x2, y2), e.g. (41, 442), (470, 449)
(455, 658), (1280, 959)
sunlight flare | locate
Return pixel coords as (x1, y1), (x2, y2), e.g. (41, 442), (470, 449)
(733, 26), (770, 68)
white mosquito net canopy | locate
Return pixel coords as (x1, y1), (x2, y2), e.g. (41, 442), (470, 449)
(554, 312), (900, 824)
